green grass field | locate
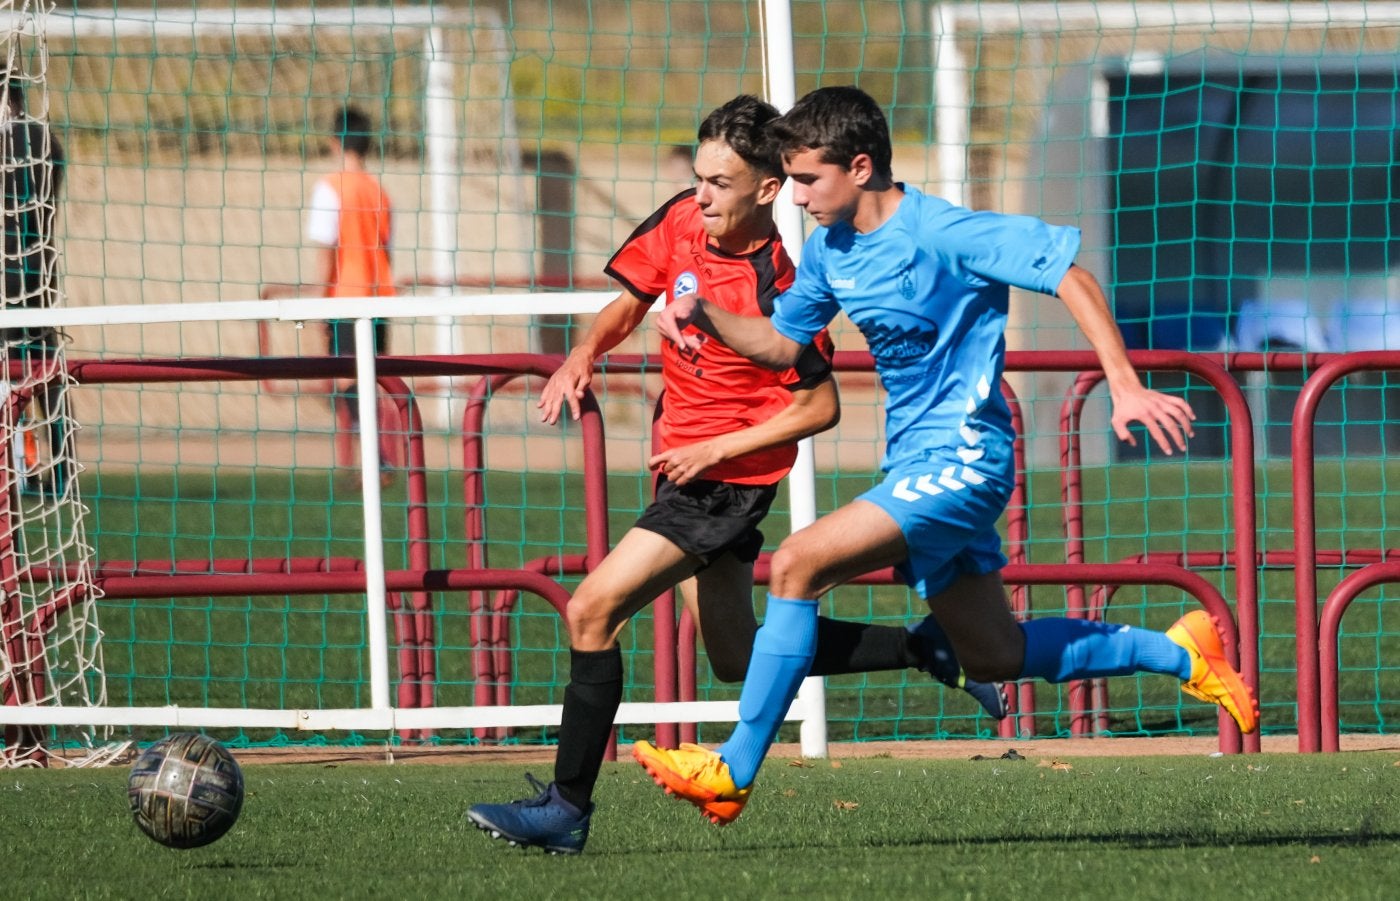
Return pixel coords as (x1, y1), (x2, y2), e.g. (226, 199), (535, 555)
(7, 753), (1400, 899)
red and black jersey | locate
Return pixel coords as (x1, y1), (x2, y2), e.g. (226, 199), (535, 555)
(606, 189), (834, 485)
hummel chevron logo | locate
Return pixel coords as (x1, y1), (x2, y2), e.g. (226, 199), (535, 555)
(892, 477), (929, 501)
(892, 466), (984, 502)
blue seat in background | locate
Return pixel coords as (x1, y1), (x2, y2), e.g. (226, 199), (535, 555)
(1328, 295), (1400, 352)
(1233, 297), (1332, 353)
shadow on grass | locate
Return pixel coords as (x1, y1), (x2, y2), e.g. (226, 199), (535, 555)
(710, 828), (1400, 854)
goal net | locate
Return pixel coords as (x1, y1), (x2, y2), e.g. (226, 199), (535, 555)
(0, 0), (104, 768)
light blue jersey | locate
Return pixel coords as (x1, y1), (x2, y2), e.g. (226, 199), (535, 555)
(773, 185), (1080, 597)
(711, 189), (1222, 797)
(772, 185), (1079, 471)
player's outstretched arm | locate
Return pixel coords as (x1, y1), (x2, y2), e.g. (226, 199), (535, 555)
(538, 291), (651, 424)
(656, 293), (805, 369)
(649, 376), (840, 485)
(1055, 264), (1195, 455)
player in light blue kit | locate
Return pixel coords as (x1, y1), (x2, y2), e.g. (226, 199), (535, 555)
(633, 85), (1259, 826)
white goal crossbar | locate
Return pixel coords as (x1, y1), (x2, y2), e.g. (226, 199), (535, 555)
(0, 292), (830, 757)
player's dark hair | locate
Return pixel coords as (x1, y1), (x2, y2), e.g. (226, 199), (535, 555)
(332, 105), (374, 156)
(769, 85), (893, 180)
(697, 94), (784, 181)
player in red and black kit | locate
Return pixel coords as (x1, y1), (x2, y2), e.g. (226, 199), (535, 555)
(467, 95), (1005, 855)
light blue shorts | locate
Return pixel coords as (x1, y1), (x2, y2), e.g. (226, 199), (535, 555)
(858, 442), (1015, 599)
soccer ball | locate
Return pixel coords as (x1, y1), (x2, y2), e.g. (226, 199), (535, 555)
(128, 733), (244, 849)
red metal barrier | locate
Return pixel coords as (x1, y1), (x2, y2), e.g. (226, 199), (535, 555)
(647, 416), (682, 750)
(1088, 549), (1400, 754)
(999, 380), (1031, 739)
(459, 366), (614, 739)
(1006, 562), (1246, 754)
(457, 360), (676, 751)
(1055, 353), (1259, 751)
(9, 349), (1302, 757)
(0, 372), (88, 766)
(1290, 351), (1400, 752)
(57, 359), (434, 739)
(18, 355), (585, 747)
(1059, 371), (1103, 736)
(1318, 562), (1400, 752)
(462, 373), (528, 740)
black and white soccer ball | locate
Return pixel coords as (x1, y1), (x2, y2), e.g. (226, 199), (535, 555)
(128, 733), (244, 849)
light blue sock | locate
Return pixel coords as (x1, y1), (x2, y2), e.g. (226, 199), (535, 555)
(1018, 618), (1191, 682)
(717, 595), (818, 789)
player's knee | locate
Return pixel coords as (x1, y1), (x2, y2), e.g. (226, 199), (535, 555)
(767, 541), (820, 597)
(564, 588), (615, 650)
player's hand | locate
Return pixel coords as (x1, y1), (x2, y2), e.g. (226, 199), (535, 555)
(537, 351), (594, 424)
(649, 441), (725, 486)
(1110, 385), (1195, 455)
(655, 293), (705, 353)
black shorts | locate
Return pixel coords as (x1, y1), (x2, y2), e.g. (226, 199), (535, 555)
(327, 319), (388, 357)
(634, 475), (778, 568)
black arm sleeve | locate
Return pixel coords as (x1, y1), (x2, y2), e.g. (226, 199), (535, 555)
(786, 341), (834, 391)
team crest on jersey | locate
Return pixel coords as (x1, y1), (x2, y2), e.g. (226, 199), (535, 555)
(673, 271), (699, 299)
(898, 264), (916, 300)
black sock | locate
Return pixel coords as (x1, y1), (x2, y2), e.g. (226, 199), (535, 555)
(809, 617), (919, 676)
(552, 647), (623, 811)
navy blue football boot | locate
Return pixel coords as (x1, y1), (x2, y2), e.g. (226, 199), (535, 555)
(467, 774), (593, 855)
